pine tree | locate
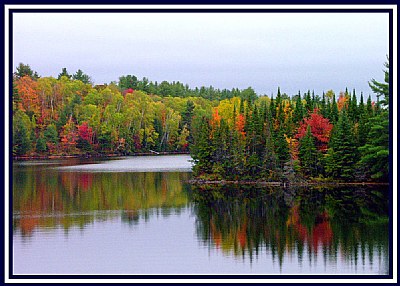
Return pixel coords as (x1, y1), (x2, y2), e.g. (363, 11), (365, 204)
(359, 58), (389, 181)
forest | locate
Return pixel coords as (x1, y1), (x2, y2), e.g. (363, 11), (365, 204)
(12, 61), (390, 182)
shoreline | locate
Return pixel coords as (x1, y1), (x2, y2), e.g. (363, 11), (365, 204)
(188, 179), (389, 187)
(12, 151), (190, 161)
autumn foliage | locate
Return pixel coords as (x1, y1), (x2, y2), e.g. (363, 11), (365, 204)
(295, 109), (333, 152)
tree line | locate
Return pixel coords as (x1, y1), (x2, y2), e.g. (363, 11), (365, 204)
(191, 61), (390, 182)
(12, 61), (389, 182)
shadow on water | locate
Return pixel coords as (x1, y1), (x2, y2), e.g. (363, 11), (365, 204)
(191, 184), (389, 273)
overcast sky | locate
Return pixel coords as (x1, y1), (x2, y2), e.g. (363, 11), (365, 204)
(12, 11), (389, 97)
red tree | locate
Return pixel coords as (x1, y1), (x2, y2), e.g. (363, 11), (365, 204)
(295, 109), (333, 152)
(78, 122), (93, 143)
(235, 113), (246, 139)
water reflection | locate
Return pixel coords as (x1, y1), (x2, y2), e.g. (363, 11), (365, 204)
(191, 185), (389, 273)
(12, 159), (389, 274)
(13, 164), (191, 236)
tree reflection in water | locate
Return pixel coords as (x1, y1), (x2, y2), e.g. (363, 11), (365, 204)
(191, 185), (389, 270)
(13, 166), (191, 236)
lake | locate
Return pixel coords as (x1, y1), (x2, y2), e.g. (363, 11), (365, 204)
(11, 155), (390, 276)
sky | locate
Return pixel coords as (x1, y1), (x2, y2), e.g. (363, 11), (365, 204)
(12, 10), (389, 97)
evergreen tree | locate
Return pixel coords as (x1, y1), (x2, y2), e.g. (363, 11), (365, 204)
(358, 92), (365, 121)
(58, 67), (72, 80)
(12, 110), (32, 155)
(263, 116), (278, 179)
(305, 90), (312, 113)
(191, 118), (213, 176)
(298, 125), (318, 177)
(366, 95), (374, 117)
(330, 96), (339, 123)
(72, 69), (92, 84)
(293, 95), (305, 124)
(359, 59), (389, 181)
(369, 58), (389, 107)
(274, 129), (290, 170)
(349, 89), (358, 122)
(269, 96), (276, 119)
(36, 135), (47, 153)
(44, 124), (59, 145)
(321, 92), (328, 118)
(326, 110), (358, 180)
(14, 63), (40, 79)
(239, 98), (245, 114)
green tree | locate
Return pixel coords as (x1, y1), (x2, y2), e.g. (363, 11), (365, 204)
(191, 117), (213, 176)
(14, 63), (40, 79)
(293, 92), (305, 124)
(326, 110), (358, 180)
(44, 124), (59, 144)
(330, 96), (339, 123)
(366, 95), (374, 117)
(298, 125), (318, 177)
(118, 75), (138, 91)
(349, 89), (358, 122)
(36, 135), (47, 153)
(359, 58), (389, 181)
(58, 67), (72, 80)
(274, 129), (290, 170)
(305, 90), (313, 113)
(73, 69), (92, 84)
(12, 110), (32, 155)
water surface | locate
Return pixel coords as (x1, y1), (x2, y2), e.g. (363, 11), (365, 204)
(12, 155), (389, 275)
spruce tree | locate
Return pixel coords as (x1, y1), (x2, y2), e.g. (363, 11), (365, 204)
(263, 117), (278, 179)
(366, 95), (374, 117)
(36, 135), (47, 153)
(349, 89), (358, 122)
(274, 129), (290, 170)
(358, 92), (365, 121)
(269, 96), (276, 119)
(327, 110), (358, 180)
(191, 118), (213, 176)
(330, 96), (339, 123)
(298, 125), (318, 177)
(305, 90), (312, 113)
(12, 110), (32, 156)
(293, 95), (305, 124)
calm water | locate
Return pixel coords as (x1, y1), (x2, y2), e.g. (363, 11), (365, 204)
(12, 155), (389, 275)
